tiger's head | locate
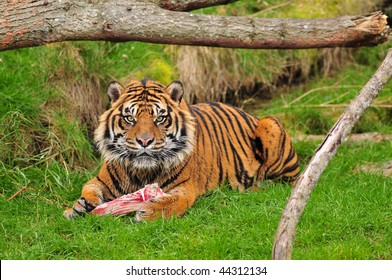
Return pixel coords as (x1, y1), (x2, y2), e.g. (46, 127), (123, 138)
(95, 79), (196, 174)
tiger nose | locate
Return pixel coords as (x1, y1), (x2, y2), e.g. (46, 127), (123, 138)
(136, 135), (154, 147)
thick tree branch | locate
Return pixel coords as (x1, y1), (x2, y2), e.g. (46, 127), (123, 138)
(0, 0), (389, 52)
(272, 48), (392, 260)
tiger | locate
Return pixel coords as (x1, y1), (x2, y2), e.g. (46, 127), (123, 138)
(64, 78), (299, 221)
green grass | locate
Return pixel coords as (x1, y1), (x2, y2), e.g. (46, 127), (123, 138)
(294, 141), (392, 259)
(1, 140), (391, 260)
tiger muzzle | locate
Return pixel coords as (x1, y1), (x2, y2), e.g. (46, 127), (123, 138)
(136, 135), (154, 148)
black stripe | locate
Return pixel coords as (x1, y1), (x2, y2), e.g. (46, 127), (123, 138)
(218, 159), (224, 185)
(118, 104), (123, 113)
(254, 137), (265, 163)
(229, 141), (241, 185)
(266, 117), (287, 173)
(161, 159), (191, 189)
(97, 176), (116, 199)
(117, 118), (125, 130)
(192, 107), (215, 155)
(269, 131), (286, 174)
(178, 111), (187, 137)
(208, 103), (249, 157)
(210, 103), (251, 141)
(128, 173), (150, 188)
(226, 103), (257, 130)
(234, 143), (253, 187)
(204, 108), (230, 162)
(194, 113), (205, 148)
(104, 109), (114, 139)
(283, 145), (296, 166)
(173, 113), (179, 134)
(221, 103), (257, 150)
(146, 96), (162, 104)
(170, 178), (191, 190)
(127, 82), (141, 88)
(106, 164), (125, 195)
(72, 206), (85, 216)
(281, 162), (300, 176)
(82, 198), (95, 212)
(267, 162), (299, 181)
(111, 114), (120, 140)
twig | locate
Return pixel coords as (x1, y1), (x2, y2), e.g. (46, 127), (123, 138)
(286, 85), (361, 107)
(321, 91), (351, 105)
(272, 48), (392, 260)
(7, 186), (28, 201)
(288, 104), (392, 109)
(287, 75), (350, 106)
(20, 148), (71, 171)
(251, 0), (295, 17)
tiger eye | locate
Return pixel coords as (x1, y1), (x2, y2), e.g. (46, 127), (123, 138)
(155, 116), (166, 124)
(124, 115), (136, 124)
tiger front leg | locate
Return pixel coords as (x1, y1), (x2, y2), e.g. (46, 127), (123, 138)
(135, 187), (196, 221)
(63, 178), (105, 219)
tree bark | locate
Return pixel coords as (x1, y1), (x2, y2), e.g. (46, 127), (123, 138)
(0, 0), (389, 52)
(154, 0), (238, 11)
(272, 48), (392, 260)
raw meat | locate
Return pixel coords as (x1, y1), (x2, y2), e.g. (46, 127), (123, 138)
(91, 183), (165, 216)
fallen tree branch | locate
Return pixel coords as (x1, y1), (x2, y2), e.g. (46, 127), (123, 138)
(0, 0), (389, 52)
(354, 160), (392, 178)
(272, 48), (392, 260)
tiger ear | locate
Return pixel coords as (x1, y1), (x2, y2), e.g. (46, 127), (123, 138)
(166, 80), (184, 103)
(107, 81), (124, 104)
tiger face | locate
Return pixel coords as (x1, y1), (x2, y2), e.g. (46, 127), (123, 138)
(94, 79), (196, 174)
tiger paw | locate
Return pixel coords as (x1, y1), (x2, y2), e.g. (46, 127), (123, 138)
(63, 197), (100, 220)
(63, 207), (79, 220)
(135, 196), (180, 221)
(135, 202), (163, 222)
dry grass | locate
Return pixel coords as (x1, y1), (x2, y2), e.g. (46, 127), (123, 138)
(172, 45), (355, 105)
(172, 46), (243, 104)
(57, 78), (106, 134)
(46, 42), (108, 134)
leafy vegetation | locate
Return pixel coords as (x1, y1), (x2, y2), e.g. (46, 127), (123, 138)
(0, 0), (391, 260)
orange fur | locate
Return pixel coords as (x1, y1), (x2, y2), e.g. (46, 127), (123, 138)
(64, 79), (299, 220)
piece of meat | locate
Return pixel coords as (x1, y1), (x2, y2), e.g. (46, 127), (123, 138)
(91, 183), (165, 216)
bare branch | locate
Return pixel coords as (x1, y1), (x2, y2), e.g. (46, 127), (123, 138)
(0, 0), (389, 52)
(272, 48), (392, 260)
